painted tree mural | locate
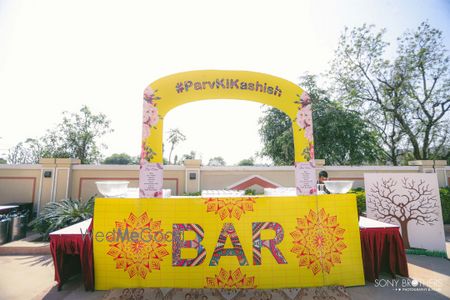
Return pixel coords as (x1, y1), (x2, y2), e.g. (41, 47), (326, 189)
(367, 177), (439, 248)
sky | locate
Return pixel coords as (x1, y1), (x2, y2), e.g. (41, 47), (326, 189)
(1, 0), (449, 165)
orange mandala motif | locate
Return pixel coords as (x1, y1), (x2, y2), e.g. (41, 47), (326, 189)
(290, 208), (346, 275)
(205, 197), (256, 220)
(205, 268), (256, 288)
(107, 212), (169, 279)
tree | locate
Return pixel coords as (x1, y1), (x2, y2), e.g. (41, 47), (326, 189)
(0, 158), (6, 164)
(208, 156), (226, 166)
(167, 128), (186, 164)
(103, 153), (137, 165)
(237, 157), (254, 166)
(367, 177), (440, 248)
(181, 150), (197, 161)
(8, 106), (112, 164)
(258, 75), (383, 165)
(396, 23), (450, 160)
(41, 105), (112, 164)
(258, 108), (294, 165)
(302, 75), (383, 165)
(330, 22), (450, 164)
(7, 138), (43, 164)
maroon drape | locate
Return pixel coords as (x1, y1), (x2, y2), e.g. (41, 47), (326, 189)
(49, 220), (94, 291)
(360, 227), (409, 282)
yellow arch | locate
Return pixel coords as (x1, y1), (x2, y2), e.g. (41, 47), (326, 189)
(140, 70), (316, 197)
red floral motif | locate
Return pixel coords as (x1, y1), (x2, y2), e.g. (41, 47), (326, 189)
(205, 197), (256, 220)
(205, 268), (256, 288)
(290, 209), (346, 275)
(107, 212), (169, 279)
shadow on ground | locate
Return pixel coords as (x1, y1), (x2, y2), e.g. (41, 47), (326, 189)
(38, 274), (106, 300)
(406, 254), (450, 278)
(16, 254), (53, 267)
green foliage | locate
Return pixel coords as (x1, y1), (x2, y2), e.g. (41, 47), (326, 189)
(8, 138), (43, 164)
(258, 75), (383, 165)
(405, 248), (448, 258)
(208, 156), (226, 166)
(8, 106), (113, 164)
(258, 108), (294, 165)
(305, 75), (383, 165)
(167, 128), (186, 164)
(183, 191), (201, 196)
(0, 158), (6, 164)
(330, 22), (450, 164)
(42, 106), (113, 164)
(244, 189), (256, 195)
(28, 197), (95, 240)
(181, 151), (197, 161)
(349, 188), (366, 215)
(440, 187), (450, 224)
(103, 153), (137, 165)
(237, 157), (255, 166)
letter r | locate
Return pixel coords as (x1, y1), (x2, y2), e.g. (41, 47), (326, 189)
(252, 222), (287, 265)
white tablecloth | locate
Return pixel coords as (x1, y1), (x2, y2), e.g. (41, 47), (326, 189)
(50, 218), (92, 235)
(359, 216), (399, 229)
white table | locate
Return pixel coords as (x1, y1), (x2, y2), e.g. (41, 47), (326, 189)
(49, 218), (92, 236)
(359, 216), (399, 229)
(0, 205), (19, 214)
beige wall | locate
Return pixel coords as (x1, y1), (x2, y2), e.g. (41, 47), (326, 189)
(0, 159), (448, 214)
(201, 167), (295, 190)
(71, 165), (186, 201)
(0, 165), (41, 212)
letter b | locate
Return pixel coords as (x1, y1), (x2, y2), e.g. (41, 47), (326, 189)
(172, 224), (206, 266)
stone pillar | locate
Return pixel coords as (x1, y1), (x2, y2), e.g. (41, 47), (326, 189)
(38, 158), (56, 213)
(54, 158), (81, 201)
(37, 158), (80, 214)
(433, 160), (448, 187)
(408, 160), (448, 187)
(315, 159), (325, 168)
(184, 159), (202, 194)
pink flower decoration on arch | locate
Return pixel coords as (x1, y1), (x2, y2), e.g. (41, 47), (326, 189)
(300, 91), (311, 105)
(304, 125), (314, 142)
(309, 144), (315, 160)
(143, 86), (156, 103)
(143, 102), (159, 127)
(296, 106), (312, 129)
(142, 123), (150, 139)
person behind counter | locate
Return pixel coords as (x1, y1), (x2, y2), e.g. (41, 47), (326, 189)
(318, 170), (330, 194)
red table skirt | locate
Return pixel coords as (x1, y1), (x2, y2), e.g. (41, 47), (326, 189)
(49, 223), (94, 290)
(360, 227), (409, 282)
(50, 221), (409, 290)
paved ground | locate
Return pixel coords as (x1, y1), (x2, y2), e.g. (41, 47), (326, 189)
(1, 229), (449, 300)
(348, 254), (450, 300)
(0, 254), (448, 300)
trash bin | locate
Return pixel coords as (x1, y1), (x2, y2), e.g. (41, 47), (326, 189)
(6, 202), (33, 219)
(9, 212), (28, 241)
(0, 215), (11, 245)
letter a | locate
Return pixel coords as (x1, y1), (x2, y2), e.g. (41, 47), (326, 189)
(209, 223), (249, 266)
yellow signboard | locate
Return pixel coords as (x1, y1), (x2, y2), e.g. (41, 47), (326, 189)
(139, 70), (316, 197)
(93, 195), (364, 290)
